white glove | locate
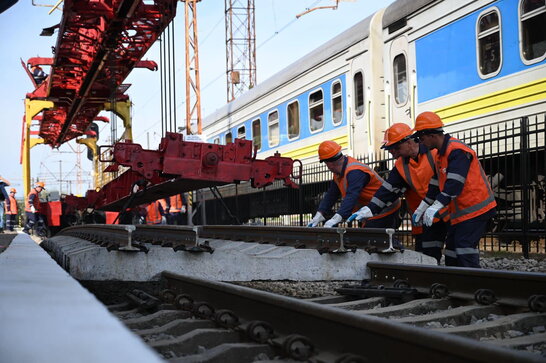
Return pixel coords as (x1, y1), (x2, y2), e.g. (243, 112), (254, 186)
(412, 200), (429, 226)
(180, 205), (187, 213)
(347, 206), (373, 222)
(324, 213), (343, 228)
(307, 212), (325, 227)
(30, 205), (36, 213)
(423, 200), (444, 227)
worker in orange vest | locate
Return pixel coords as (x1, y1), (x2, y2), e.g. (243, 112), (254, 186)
(411, 112), (496, 267)
(308, 140), (400, 228)
(146, 199), (168, 225)
(0, 175), (11, 233)
(23, 181), (45, 235)
(349, 123), (448, 263)
(5, 188), (18, 232)
(167, 194), (187, 225)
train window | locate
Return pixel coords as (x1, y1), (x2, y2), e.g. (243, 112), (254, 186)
(252, 118), (261, 151)
(213, 137), (220, 144)
(225, 132), (233, 144)
(268, 110), (280, 147)
(353, 72), (364, 117)
(332, 81), (343, 125)
(519, 0), (546, 63)
(309, 89), (324, 132)
(287, 101), (300, 140)
(237, 125), (246, 140)
(393, 54), (408, 104)
(477, 10), (502, 77)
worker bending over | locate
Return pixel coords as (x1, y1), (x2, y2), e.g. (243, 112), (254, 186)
(412, 111), (496, 267)
(308, 140), (400, 228)
(349, 123), (448, 263)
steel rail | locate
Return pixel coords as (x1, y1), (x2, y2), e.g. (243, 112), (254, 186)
(57, 224), (397, 253)
(198, 225), (394, 252)
(366, 262), (546, 309)
(162, 272), (540, 362)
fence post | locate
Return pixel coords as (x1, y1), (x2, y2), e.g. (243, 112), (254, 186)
(521, 117), (530, 258)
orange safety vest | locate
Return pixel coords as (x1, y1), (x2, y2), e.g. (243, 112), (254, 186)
(436, 138), (496, 225)
(5, 195), (18, 215)
(146, 201), (163, 224)
(25, 189), (41, 213)
(169, 195), (184, 213)
(394, 148), (448, 234)
(334, 156), (400, 220)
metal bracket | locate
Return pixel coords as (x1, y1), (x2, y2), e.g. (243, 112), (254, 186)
(119, 225), (140, 251)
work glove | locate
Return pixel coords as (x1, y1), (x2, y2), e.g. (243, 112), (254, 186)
(324, 213), (343, 228)
(347, 206), (373, 222)
(423, 200), (444, 227)
(307, 211), (325, 227)
(180, 205), (187, 213)
(30, 205), (36, 213)
(411, 200), (429, 226)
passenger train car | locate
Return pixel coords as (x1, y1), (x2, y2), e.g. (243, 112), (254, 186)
(202, 0), (545, 162)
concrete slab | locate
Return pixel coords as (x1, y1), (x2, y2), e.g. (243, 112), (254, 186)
(42, 235), (437, 282)
(0, 233), (164, 363)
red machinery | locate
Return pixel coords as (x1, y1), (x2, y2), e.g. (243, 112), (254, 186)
(91, 133), (299, 211)
(26, 0), (178, 147)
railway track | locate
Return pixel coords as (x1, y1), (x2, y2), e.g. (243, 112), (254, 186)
(106, 264), (546, 362)
(58, 224), (398, 253)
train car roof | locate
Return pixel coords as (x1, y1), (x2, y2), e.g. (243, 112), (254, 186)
(203, 13), (376, 129)
(382, 0), (436, 29)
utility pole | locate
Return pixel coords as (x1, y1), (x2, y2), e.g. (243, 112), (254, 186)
(225, 0), (256, 102)
(58, 160), (62, 195)
(183, 0), (202, 135)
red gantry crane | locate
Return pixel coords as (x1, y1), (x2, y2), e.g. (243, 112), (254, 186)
(22, 0), (299, 221)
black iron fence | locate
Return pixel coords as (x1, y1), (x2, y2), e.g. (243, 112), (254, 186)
(197, 113), (545, 256)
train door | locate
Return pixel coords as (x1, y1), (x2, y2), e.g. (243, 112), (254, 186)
(387, 35), (415, 126)
(349, 55), (370, 157)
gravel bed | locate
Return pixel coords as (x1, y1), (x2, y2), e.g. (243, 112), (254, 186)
(234, 256), (546, 299)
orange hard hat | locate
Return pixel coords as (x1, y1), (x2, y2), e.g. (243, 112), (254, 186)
(318, 140), (342, 162)
(35, 181), (45, 188)
(381, 123), (412, 149)
(10, 188), (16, 193)
(413, 111), (444, 132)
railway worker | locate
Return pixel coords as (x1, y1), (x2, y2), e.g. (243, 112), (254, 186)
(146, 199), (168, 225)
(167, 194), (187, 225)
(348, 123), (448, 263)
(30, 65), (47, 85)
(411, 111), (496, 268)
(5, 188), (18, 232)
(0, 175), (11, 233)
(308, 140), (400, 228)
(23, 181), (45, 235)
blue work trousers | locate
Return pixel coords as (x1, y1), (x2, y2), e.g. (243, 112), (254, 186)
(445, 216), (490, 268)
(415, 220), (448, 264)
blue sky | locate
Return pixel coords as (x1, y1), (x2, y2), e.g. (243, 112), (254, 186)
(0, 0), (394, 196)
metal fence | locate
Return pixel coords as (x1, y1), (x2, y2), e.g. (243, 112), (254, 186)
(199, 113), (545, 256)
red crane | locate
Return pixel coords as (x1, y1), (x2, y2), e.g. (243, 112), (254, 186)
(28, 0), (178, 147)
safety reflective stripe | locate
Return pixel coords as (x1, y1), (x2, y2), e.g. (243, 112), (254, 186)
(422, 240), (444, 248)
(346, 161), (380, 178)
(425, 150), (435, 170)
(440, 191), (452, 199)
(371, 196), (385, 208)
(444, 249), (457, 258)
(382, 181), (396, 192)
(402, 161), (414, 192)
(425, 196), (435, 204)
(451, 165), (496, 220)
(447, 172), (466, 184)
(455, 247), (479, 255)
(429, 178), (439, 186)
